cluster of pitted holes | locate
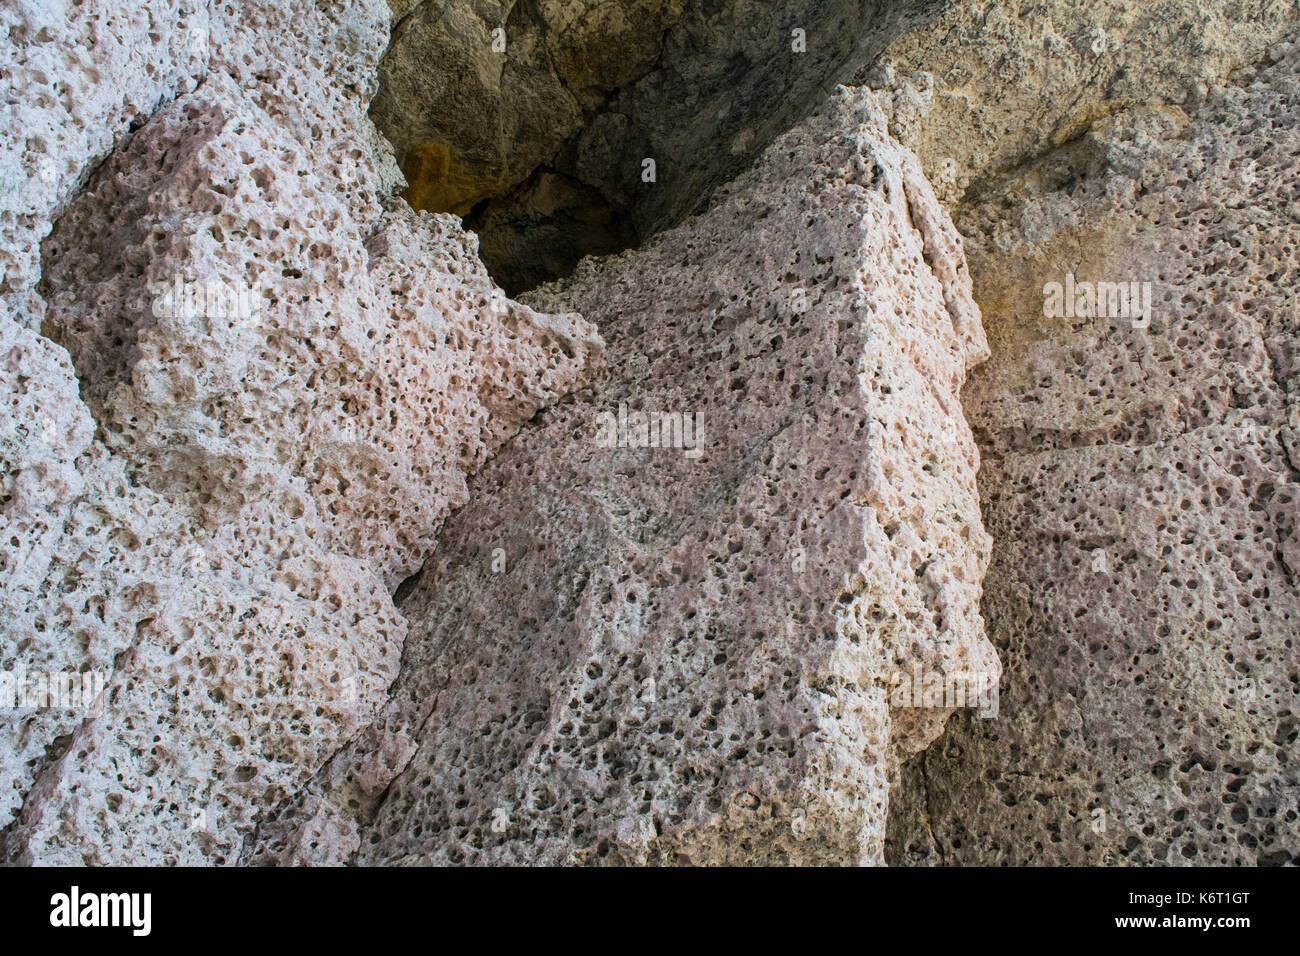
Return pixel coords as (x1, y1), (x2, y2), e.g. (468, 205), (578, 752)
(996, 434), (1295, 861)
(543, 632), (803, 860)
(381, 589), (810, 861)
(14, 14), (497, 860)
(996, 86), (1300, 462)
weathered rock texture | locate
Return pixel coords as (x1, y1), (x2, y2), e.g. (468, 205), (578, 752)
(869, 0), (1300, 206)
(1, 0), (206, 334)
(4, 0), (1297, 869)
(372, 0), (947, 291)
(262, 86), (996, 866)
(0, 0), (597, 863)
(886, 40), (1300, 865)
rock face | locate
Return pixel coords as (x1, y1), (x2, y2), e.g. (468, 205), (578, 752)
(0, 0), (207, 334)
(276, 86), (995, 866)
(3, 0), (1298, 869)
(886, 41), (1300, 865)
(869, 0), (1299, 206)
(0, 0), (597, 863)
(372, 0), (946, 291)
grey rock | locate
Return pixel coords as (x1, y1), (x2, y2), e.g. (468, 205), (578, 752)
(372, 0), (947, 291)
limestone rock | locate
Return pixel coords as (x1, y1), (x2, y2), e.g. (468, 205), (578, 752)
(886, 42), (1300, 866)
(316, 86), (997, 866)
(872, 0), (1299, 205)
(0, 0), (207, 333)
(36, 82), (599, 589)
(0, 0), (597, 863)
(6, 0), (1296, 871)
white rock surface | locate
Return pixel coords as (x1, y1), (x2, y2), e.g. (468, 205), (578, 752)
(0, 0), (597, 863)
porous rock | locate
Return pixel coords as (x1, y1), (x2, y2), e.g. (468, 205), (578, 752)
(886, 41), (1300, 865)
(293, 86), (997, 866)
(0, 0), (207, 333)
(870, 0), (1299, 205)
(0, 0), (597, 863)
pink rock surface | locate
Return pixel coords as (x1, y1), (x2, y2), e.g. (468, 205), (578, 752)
(296, 87), (997, 866)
